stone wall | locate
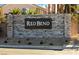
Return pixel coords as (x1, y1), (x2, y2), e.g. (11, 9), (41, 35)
(7, 14), (71, 39)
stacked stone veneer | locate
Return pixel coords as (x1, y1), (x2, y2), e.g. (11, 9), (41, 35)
(7, 14), (71, 39)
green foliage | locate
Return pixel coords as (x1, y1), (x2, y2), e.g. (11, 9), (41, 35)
(26, 8), (41, 15)
(21, 11), (27, 15)
(77, 5), (79, 10)
(71, 14), (79, 23)
(26, 8), (36, 15)
(9, 7), (42, 15)
(10, 8), (21, 15)
(21, 8), (27, 15)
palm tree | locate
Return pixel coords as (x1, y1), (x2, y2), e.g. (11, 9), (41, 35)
(64, 4), (70, 13)
(48, 4), (55, 14)
(64, 4), (77, 13)
(48, 4), (50, 14)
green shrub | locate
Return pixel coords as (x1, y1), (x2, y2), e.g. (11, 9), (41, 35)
(21, 8), (27, 15)
(26, 9), (36, 15)
(26, 8), (42, 15)
(10, 8), (21, 15)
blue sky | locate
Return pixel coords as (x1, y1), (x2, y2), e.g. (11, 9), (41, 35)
(37, 4), (48, 8)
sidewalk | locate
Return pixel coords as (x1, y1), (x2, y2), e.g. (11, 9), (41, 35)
(0, 48), (79, 55)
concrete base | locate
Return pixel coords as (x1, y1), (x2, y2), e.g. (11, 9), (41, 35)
(0, 45), (64, 50)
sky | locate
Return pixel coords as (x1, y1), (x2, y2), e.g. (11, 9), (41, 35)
(37, 4), (48, 8)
